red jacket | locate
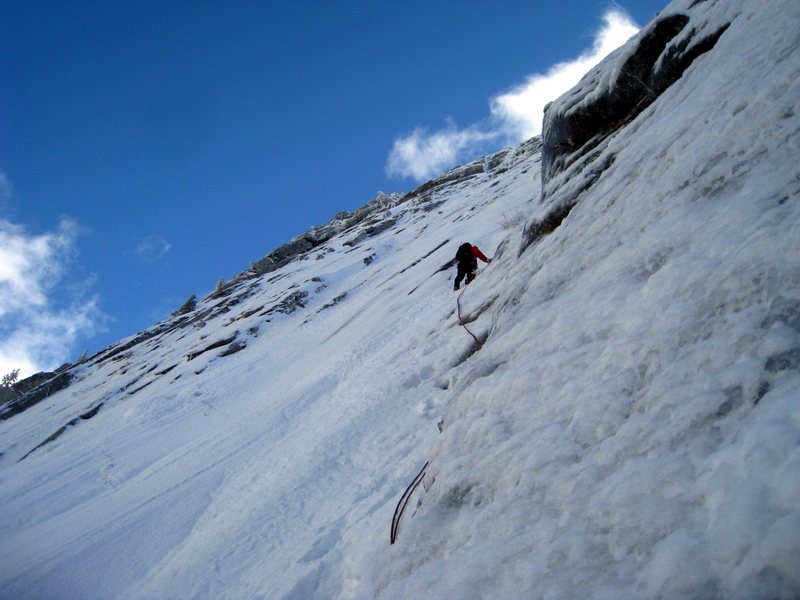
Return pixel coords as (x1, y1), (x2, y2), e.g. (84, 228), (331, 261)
(471, 245), (489, 263)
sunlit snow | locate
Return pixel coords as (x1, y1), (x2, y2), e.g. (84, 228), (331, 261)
(2, 0), (799, 598)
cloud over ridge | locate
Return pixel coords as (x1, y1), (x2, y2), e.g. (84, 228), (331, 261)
(386, 8), (640, 182)
(0, 215), (105, 378)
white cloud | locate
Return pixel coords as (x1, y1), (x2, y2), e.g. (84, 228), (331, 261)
(0, 216), (105, 379)
(386, 8), (641, 182)
(136, 235), (172, 262)
(385, 121), (499, 181)
(490, 9), (640, 139)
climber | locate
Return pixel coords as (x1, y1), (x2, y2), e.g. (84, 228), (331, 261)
(453, 242), (490, 290)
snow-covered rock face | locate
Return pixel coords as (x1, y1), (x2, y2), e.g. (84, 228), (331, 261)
(530, 0), (742, 255)
(2, 0), (800, 598)
(541, 0), (733, 188)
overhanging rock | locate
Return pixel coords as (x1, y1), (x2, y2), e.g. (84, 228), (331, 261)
(542, 2), (732, 190)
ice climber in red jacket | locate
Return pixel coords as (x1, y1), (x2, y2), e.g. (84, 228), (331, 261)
(453, 242), (490, 290)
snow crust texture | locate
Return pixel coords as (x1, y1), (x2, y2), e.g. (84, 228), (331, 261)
(2, 0), (800, 598)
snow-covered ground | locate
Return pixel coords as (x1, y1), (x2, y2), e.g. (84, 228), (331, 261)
(2, 0), (799, 597)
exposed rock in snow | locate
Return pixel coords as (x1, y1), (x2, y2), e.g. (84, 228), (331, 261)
(0, 370), (72, 421)
(541, 0), (735, 194)
(186, 333), (239, 361)
(269, 290), (309, 315)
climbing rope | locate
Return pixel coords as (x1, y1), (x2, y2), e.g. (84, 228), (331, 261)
(390, 267), (487, 545)
(390, 461), (429, 544)
(457, 287), (483, 349)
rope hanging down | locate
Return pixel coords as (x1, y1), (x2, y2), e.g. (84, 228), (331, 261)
(457, 288), (483, 349)
(390, 461), (429, 544)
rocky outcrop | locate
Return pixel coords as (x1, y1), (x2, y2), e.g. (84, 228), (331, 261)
(402, 162), (486, 201)
(400, 139), (542, 205)
(267, 291), (308, 315)
(218, 192), (404, 284)
(247, 237), (317, 277)
(186, 333), (239, 361)
(521, 0), (739, 254)
(0, 370), (73, 421)
(541, 2), (732, 189)
(17, 400), (105, 462)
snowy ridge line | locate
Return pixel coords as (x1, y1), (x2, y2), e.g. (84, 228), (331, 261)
(0, 134), (540, 425)
(219, 139), (538, 294)
(390, 460), (429, 545)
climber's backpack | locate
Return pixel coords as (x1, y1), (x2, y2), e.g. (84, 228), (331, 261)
(456, 243), (473, 264)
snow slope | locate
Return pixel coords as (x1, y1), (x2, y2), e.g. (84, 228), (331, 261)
(2, 0), (800, 597)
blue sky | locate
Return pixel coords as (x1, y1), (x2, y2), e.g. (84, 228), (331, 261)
(0, 0), (665, 377)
